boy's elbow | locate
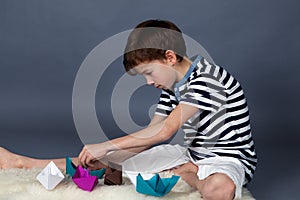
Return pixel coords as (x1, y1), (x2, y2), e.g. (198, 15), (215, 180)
(157, 122), (178, 142)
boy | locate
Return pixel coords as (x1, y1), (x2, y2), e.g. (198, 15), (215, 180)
(0, 19), (257, 200)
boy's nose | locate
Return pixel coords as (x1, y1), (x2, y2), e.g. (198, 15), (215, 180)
(146, 77), (154, 85)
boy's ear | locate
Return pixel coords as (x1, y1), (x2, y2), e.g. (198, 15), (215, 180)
(165, 50), (177, 65)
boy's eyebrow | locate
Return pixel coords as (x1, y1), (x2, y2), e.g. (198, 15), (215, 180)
(137, 66), (150, 74)
(135, 63), (153, 74)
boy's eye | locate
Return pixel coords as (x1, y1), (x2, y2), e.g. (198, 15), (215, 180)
(145, 71), (152, 75)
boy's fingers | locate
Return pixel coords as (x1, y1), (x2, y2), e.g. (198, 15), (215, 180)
(78, 154), (83, 166)
(77, 145), (97, 168)
(78, 146), (90, 166)
(86, 154), (95, 168)
(82, 155), (89, 168)
(86, 161), (95, 169)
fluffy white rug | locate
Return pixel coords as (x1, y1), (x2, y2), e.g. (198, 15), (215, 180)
(0, 168), (255, 200)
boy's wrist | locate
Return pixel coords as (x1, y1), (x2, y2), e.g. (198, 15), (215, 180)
(103, 141), (115, 154)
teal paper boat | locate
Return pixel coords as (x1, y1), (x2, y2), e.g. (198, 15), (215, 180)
(136, 173), (180, 197)
(66, 157), (106, 179)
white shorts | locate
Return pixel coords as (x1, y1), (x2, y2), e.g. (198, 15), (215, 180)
(122, 144), (245, 199)
(193, 156), (245, 199)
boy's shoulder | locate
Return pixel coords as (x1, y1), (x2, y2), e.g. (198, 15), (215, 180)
(188, 57), (235, 86)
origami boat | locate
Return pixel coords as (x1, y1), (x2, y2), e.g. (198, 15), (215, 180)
(136, 173), (180, 197)
(104, 161), (122, 185)
(66, 156), (106, 179)
(36, 161), (65, 190)
(72, 165), (98, 192)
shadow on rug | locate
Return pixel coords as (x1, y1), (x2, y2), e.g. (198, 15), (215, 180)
(0, 168), (255, 200)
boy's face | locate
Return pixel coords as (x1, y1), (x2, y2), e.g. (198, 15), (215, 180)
(133, 60), (178, 90)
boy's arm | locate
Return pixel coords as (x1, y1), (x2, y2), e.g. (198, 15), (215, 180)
(83, 114), (167, 167)
(79, 103), (198, 167)
(148, 113), (167, 126)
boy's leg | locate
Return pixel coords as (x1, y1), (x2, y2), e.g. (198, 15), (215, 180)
(0, 147), (68, 169)
(173, 162), (236, 200)
(0, 146), (149, 170)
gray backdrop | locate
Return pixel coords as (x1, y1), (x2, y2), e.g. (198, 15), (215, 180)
(1, 0), (299, 199)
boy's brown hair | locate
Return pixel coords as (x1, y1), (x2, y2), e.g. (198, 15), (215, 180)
(123, 19), (187, 73)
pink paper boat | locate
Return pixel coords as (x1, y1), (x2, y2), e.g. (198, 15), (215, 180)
(72, 165), (98, 192)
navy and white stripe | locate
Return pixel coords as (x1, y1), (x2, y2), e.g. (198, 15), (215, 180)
(155, 56), (257, 183)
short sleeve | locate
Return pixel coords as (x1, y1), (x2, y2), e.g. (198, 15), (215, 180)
(180, 73), (227, 112)
(155, 89), (178, 116)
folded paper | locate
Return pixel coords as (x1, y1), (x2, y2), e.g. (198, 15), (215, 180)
(136, 173), (179, 197)
(124, 171), (154, 186)
(36, 161), (65, 190)
(66, 156), (105, 179)
(72, 165), (98, 192)
(104, 162), (122, 185)
(66, 157), (77, 176)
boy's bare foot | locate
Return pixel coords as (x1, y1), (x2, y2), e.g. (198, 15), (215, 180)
(173, 162), (198, 176)
(0, 147), (24, 169)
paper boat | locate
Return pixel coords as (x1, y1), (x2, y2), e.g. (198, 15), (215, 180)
(36, 161), (65, 190)
(136, 173), (179, 197)
(104, 161), (122, 185)
(72, 165), (98, 192)
(66, 156), (105, 179)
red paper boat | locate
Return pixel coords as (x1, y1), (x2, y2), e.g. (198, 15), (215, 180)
(72, 165), (98, 192)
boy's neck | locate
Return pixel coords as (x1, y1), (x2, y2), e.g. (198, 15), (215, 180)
(174, 57), (193, 82)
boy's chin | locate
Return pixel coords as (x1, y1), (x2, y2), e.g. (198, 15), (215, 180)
(157, 86), (168, 90)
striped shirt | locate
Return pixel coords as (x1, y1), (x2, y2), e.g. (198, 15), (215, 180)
(155, 55), (257, 183)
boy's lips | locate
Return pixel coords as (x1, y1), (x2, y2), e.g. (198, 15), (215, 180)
(154, 84), (162, 89)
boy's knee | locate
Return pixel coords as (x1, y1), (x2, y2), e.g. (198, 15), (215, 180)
(200, 173), (235, 200)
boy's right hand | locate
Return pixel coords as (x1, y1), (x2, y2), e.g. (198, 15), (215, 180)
(78, 142), (109, 168)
